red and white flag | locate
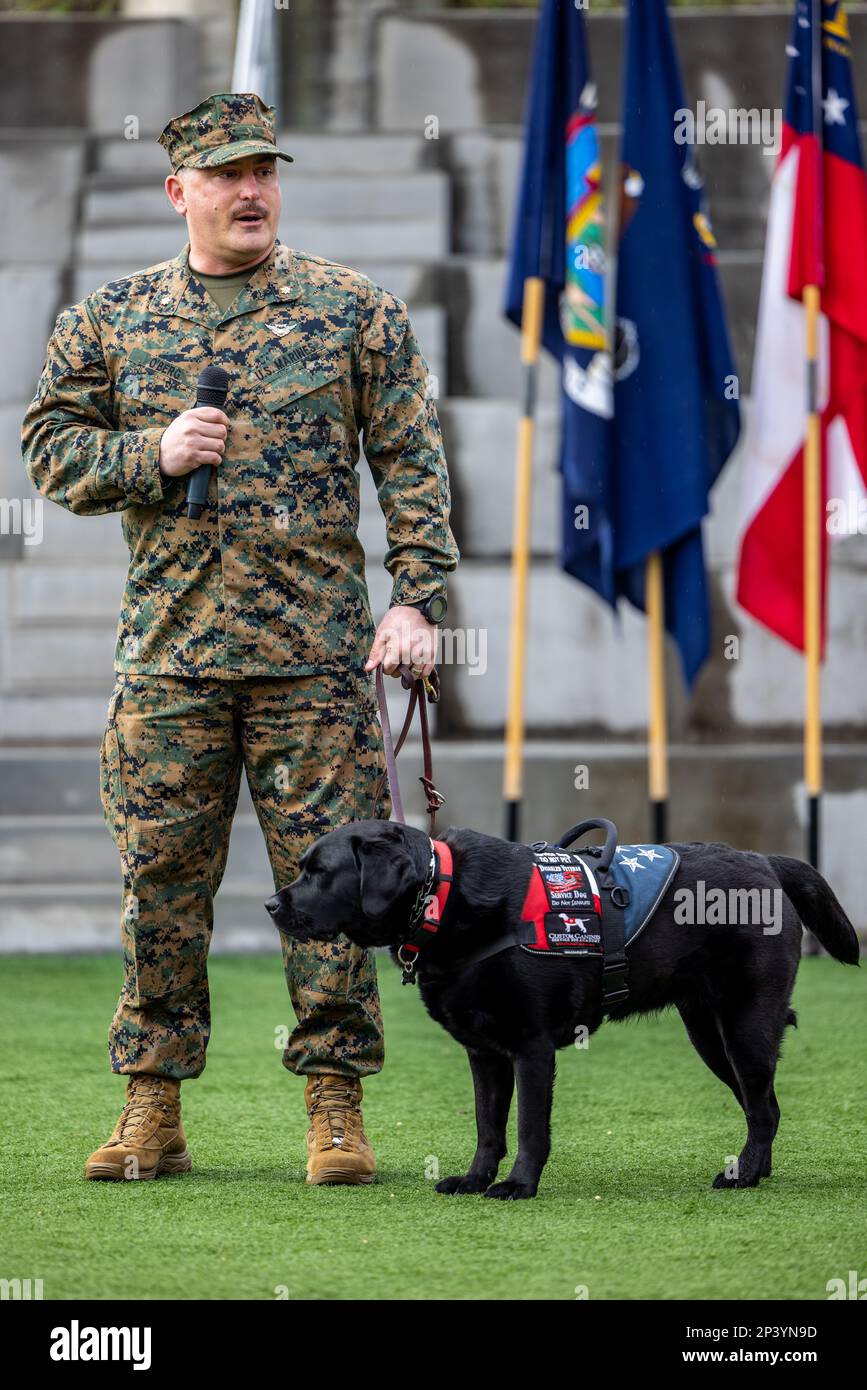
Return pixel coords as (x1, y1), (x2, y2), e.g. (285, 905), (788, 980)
(736, 0), (867, 653)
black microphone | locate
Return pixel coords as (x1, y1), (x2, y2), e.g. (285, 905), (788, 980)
(186, 365), (230, 520)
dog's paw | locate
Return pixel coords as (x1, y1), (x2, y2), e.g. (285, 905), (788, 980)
(712, 1169), (763, 1190)
(435, 1174), (493, 1195)
(484, 1180), (537, 1201)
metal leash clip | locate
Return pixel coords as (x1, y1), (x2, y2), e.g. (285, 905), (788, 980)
(401, 667), (440, 704)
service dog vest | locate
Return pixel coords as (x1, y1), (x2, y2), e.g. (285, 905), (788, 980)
(396, 830), (680, 1015)
(520, 842), (680, 957)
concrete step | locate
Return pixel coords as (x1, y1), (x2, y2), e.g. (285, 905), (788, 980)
(9, 562), (125, 625)
(4, 625), (117, 690)
(0, 744), (435, 819)
(0, 21), (196, 139)
(441, 397), (560, 558)
(2, 741), (866, 949)
(0, 695), (115, 746)
(441, 256), (560, 403)
(82, 172), (449, 228)
(14, 497), (129, 564)
(0, 270), (64, 409)
(0, 886), (280, 954)
(95, 133), (438, 180)
(0, 812), (271, 885)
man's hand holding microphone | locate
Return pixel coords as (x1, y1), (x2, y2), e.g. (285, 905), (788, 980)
(158, 364), (230, 519)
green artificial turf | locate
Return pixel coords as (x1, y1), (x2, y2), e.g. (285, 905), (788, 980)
(0, 952), (864, 1301)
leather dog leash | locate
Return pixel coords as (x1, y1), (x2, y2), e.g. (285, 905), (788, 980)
(372, 663), (445, 833)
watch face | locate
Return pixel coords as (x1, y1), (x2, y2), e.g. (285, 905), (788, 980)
(427, 594), (447, 623)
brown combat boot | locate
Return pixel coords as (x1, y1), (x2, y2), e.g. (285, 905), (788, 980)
(84, 1074), (191, 1181)
(304, 1074), (376, 1185)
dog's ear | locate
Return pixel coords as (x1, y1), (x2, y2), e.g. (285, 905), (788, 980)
(356, 839), (418, 923)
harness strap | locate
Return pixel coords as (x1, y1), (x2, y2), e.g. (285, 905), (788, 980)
(425, 920), (540, 972)
(595, 870), (630, 1013)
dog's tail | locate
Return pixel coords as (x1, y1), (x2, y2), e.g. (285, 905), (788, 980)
(768, 855), (861, 965)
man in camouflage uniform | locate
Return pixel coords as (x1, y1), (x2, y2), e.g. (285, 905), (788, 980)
(21, 93), (458, 1185)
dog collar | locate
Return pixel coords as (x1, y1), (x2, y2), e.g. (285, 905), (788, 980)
(397, 838), (454, 980)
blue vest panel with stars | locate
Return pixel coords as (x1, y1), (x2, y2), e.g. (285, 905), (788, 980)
(606, 844), (681, 944)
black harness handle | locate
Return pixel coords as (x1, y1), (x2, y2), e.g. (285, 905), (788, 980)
(557, 817), (619, 873)
(557, 817), (629, 1014)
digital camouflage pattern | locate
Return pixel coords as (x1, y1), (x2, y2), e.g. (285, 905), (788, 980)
(157, 91), (295, 171)
(22, 238), (459, 677)
(101, 668), (391, 1079)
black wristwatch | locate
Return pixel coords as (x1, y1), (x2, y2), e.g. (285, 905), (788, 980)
(406, 594), (447, 625)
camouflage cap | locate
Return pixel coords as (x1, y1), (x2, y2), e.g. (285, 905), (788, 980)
(158, 92), (294, 172)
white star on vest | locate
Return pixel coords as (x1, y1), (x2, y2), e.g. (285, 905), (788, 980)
(617, 854), (646, 873)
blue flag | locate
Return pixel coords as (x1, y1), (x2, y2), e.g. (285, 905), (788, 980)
(503, 0), (616, 607)
(613, 0), (741, 685)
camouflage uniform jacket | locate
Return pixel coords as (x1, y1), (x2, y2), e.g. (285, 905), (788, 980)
(21, 238), (459, 676)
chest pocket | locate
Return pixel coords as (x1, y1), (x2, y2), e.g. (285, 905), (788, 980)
(259, 360), (349, 476)
(113, 352), (194, 427)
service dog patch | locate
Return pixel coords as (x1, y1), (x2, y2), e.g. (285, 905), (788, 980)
(520, 846), (604, 956)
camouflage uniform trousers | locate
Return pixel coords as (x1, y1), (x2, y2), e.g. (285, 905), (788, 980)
(98, 668), (392, 1081)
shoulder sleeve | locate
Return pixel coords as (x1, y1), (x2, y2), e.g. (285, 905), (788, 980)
(358, 283), (412, 361)
(354, 281), (459, 608)
(21, 295), (164, 515)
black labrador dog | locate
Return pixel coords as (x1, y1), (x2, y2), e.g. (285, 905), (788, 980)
(265, 818), (859, 1199)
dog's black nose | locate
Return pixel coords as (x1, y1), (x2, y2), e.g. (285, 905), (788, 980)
(264, 895), (281, 916)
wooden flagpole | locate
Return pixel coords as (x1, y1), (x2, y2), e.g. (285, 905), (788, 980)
(503, 275), (545, 842)
(803, 283), (822, 870)
(804, 0), (823, 875)
(646, 550), (669, 842)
